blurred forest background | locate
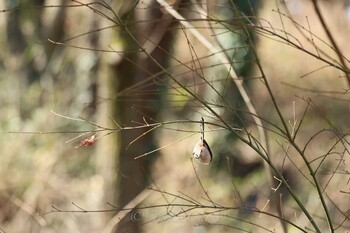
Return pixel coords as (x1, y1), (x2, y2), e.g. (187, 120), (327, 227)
(1, 0), (350, 232)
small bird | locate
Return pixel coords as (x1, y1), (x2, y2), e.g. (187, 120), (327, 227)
(193, 117), (213, 165)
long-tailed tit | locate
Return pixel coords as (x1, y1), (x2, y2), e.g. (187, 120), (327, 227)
(193, 117), (213, 165)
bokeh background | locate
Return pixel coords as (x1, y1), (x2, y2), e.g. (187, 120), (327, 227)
(1, 0), (350, 232)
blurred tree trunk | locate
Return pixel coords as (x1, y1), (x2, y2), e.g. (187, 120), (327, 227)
(5, 0), (67, 118)
(98, 1), (177, 232)
(4, 1), (68, 232)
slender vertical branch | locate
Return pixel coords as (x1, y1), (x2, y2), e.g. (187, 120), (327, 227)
(200, 117), (204, 143)
(311, 0), (350, 88)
